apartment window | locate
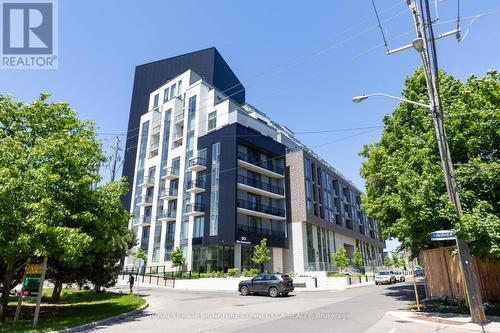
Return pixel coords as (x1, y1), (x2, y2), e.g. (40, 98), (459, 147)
(181, 219), (189, 240)
(152, 224), (162, 262)
(306, 224), (315, 264)
(163, 88), (169, 103)
(140, 226), (150, 251)
(209, 142), (220, 236)
(171, 157), (180, 173)
(177, 80), (182, 95)
(193, 217), (204, 238)
(153, 94), (159, 109)
(188, 95), (197, 114)
(248, 216), (262, 233)
(207, 111), (217, 131)
(170, 83), (177, 99)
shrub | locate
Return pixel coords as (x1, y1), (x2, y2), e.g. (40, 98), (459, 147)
(287, 272), (295, 277)
(242, 268), (259, 277)
(226, 268), (240, 277)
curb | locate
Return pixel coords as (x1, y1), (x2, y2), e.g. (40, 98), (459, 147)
(49, 302), (149, 333)
(387, 311), (500, 333)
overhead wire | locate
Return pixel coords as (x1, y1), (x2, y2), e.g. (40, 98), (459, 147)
(106, 4), (413, 143)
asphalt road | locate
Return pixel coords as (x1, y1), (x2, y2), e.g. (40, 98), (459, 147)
(92, 280), (468, 333)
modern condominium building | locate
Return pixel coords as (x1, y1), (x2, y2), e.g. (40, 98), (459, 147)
(123, 48), (384, 274)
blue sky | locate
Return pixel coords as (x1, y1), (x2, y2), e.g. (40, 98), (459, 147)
(2, 0), (499, 250)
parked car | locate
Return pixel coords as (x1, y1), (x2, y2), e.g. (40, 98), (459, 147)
(393, 271), (405, 282)
(375, 271), (396, 285)
(9, 284), (22, 296)
(414, 266), (424, 277)
(239, 273), (294, 297)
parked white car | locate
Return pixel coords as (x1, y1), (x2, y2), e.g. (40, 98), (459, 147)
(375, 271), (396, 285)
(393, 271), (405, 282)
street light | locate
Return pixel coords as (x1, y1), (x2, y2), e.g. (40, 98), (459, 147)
(352, 93), (431, 111)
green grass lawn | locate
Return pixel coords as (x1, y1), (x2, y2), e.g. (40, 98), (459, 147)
(0, 288), (145, 333)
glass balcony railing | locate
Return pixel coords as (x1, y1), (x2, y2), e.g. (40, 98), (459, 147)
(188, 157), (207, 169)
(187, 179), (205, 190)
(165, 167), (180, 178)
(237, 175), (284, 196)
(186, 203), (204, 213)
(136, 195), (153, 205)
(158, 210), (176, 219)
(236, 199), (285, 217)
(150, 141), (160, 150)
(138, 176), (155, 186)
(236, 224), (285, 238)
(237, 151), (284, 175)
(160, 188), (178, 198)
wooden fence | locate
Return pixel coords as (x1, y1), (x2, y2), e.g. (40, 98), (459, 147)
(421, 247), (500, 302)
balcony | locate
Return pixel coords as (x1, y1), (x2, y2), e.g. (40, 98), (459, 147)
(158, 210), (176, 222)
(237, 151), (284, 179)
(151, 122), (161, 135)
(163, 167), (180, 180)
(172, 131), (183, 144)
(237, 175), (285, 199)
(188, 157), (207, 172)
(136, 195), (153, 207)
(236, 224), (286, 238)
(187, 179), (206, 194)
(150, 141), (160, 152)
(159, 188), (178, 200)
(236, 199), (285, 220)
(174, 111), (184, 124)
(133, 215), (151, 226)
(138, 176), (155, 188)
(186, 203), (205, 217)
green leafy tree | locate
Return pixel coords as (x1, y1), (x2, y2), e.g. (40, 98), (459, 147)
(352, 248), (363, 269)
(360, 69), (500, 260)
(171, 247), (185, 273)
(0, 94), (100, 320)
(47, 180), (135, 298)
(252, 238), (272, 273)
(384, 256), (393, 269)
(135, 248), (148, 264)
(332, 246), (349, 272)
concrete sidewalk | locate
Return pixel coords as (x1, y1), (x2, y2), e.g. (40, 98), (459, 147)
(388, 311), (500, 332)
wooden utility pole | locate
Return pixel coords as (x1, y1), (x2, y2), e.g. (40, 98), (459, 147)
(110, 136), (122, 182)
(406, 0), (486, 323)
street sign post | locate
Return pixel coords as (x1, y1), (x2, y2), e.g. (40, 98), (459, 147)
(430, 230), (456, 241)
(133, 258), (145, 296)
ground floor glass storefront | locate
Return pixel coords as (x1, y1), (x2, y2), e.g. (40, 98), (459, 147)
(192, 245), (234, 273)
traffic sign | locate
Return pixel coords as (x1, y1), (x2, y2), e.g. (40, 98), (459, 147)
(430, 230), (456, 241)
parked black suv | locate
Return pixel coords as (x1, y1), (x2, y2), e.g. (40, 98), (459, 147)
(238, 273), (294, 297)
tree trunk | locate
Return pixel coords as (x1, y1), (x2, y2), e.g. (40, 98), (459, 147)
(94, 284), (101, 293)
(51, 280), (63, 303)
(260, 264), (264, 273)
(0, 257), (15, 322)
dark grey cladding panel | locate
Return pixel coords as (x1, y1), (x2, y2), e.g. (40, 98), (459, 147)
(121, 48), (245, 209)
(197, 123), (287, 248)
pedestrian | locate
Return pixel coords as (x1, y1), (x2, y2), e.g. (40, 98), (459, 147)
(128, 273), (135, 294)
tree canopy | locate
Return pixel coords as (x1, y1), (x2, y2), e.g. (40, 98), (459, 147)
(360, 69), (500, 260)
(0, 94), (133, 319)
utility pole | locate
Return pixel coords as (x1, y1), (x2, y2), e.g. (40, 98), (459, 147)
(110, 136), (122, 182)
(388, 0), (487, 323)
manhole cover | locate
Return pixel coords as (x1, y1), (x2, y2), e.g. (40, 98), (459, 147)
(395, 320), (411, 323)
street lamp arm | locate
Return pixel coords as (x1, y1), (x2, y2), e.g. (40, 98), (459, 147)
(352, 93), (431, 111)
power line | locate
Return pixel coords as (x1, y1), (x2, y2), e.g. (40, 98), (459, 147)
(371, 0), (390, 53)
